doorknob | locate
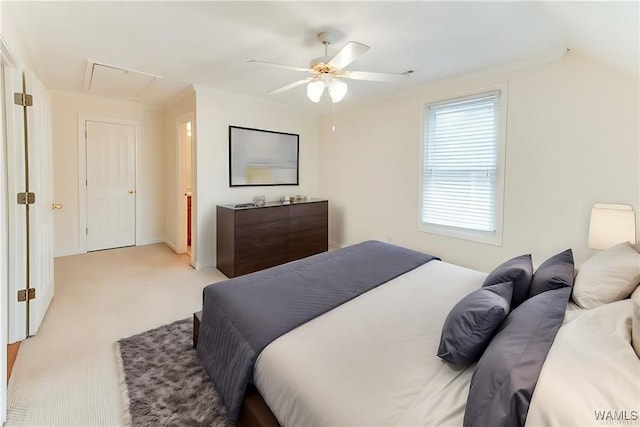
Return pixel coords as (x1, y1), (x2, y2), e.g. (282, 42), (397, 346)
(128, 190), (135, 194)
(51, 203), (62, 210)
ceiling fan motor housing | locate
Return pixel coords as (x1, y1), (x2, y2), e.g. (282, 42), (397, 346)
(311, 31), (337, 69)
(310, 56), (332, 69)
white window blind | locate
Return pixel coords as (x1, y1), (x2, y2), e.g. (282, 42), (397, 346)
(422, 91), (500, 233)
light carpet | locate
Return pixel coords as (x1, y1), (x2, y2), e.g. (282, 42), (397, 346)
(7, 244), (227, 426)
(117, 318), (232, 427)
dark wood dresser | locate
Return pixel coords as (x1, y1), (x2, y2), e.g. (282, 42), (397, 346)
(216, 199), (328, 277)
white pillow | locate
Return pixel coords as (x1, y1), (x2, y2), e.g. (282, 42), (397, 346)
(632, 287), (640, 359)
(572, 242), (640, 309)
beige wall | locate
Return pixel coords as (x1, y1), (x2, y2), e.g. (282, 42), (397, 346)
(319, 52), (640, 271)
(52, 91), (165, 256)
(0, 2), (34, 70)
(193, 86), (321, 269)
(46, 52), (640, 272)
(163, 90), (196, 253)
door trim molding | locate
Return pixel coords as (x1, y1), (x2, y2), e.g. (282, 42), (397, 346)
(0, 36), (19, 68)
(175, 111), (194, 256)
(0, 36), (18, 425)
(78, 115), (140, 253)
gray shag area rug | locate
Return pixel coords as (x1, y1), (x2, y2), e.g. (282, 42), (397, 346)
(116, 318), (233, 427)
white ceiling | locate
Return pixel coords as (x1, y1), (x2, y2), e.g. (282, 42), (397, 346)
(6, 1), (639, 112)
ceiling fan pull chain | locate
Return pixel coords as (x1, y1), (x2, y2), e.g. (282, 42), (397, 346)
(332, 102), (336, 132)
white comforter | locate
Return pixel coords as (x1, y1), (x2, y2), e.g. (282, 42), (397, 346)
(254, 260), (484, 426)
(254, 260), (640, 426)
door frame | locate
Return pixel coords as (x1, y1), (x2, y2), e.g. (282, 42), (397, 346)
(78, 115), (140, 253)
(175, 111), (194, 262)
(0, 34), (20, 425)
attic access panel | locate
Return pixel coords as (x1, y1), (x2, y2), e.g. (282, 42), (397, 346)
(85, 61), (160, 99)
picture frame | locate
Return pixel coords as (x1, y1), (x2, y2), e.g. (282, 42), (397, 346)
(229, 125), (300, 187)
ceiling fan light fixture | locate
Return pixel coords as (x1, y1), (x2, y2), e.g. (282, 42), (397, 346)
(307, 80), (324, 103)
(328, 79), (348, 103)
(253, 32), (392, 104)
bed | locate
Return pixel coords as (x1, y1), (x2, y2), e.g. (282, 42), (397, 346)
(197, 240), (640, 427)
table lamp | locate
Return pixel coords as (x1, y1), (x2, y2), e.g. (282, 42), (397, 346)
(588, 203), (636, 250)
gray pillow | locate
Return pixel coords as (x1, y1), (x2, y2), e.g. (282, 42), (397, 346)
(483, 254), (533, 308)
(528, 249), (574, 298)
(437, 281), (513, 365)
(464, 286), (572, 427)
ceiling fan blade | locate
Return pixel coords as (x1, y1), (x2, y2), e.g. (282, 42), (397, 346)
(247, 60), (314, 73)
(269, 79), (313, 95)
(327, 41), (370, 70)
(340, 70), (409, 83)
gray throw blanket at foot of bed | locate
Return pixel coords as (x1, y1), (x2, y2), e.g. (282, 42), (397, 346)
(197, 240), (438, 422)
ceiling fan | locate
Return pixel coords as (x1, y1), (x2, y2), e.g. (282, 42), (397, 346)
(248, 32), (410, 104)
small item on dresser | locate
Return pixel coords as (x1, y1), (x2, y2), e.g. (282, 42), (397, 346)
(281, 195), (290, 204)
(234, 202), (254, 208)
(253, 195), (265, 207)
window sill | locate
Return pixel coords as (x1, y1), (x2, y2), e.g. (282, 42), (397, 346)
(419, 222), (503, 246)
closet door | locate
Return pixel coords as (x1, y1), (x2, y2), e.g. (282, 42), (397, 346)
(4, 66), (28, 342)
(25, 70), (54, 336)
(4, 67), (55, 340)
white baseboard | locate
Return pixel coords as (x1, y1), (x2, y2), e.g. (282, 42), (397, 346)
(328, 240), (344, 251)
(193, 260), (216, 271)
(55, 239), (165, 258)
(164, 240), (179, 253)
(54, 249), (85, 258)
(137, 238), (164, 246)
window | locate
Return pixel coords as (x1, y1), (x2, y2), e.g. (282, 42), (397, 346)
(420, 88), (506, 245)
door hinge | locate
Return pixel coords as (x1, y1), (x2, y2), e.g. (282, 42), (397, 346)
(17, 288), (36, 302)
(17, 192), (36, 205)
(14, 92), (33, 107)
(86, 227), (88, 235)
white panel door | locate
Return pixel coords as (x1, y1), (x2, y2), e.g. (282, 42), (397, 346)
(25, 70), (54, 335)
(4, 66), (28, 342)
(86, 121), (136, 251)
(3, 68), (54, 339)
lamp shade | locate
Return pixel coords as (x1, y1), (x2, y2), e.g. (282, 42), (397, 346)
(306, 80), (324, 103)
(328, 79), (348, 103)
(588, 203), (636, 249)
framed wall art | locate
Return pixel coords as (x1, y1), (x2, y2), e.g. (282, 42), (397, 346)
(229, 126), (299, 187)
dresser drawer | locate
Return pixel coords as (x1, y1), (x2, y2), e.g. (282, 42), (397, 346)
(236, 228), (288, 255)
(235, 252), (290, 276)
(289, 228), (328, 261)
(289, 215), (327, 233)
(236, 206), (288, 225)
(289, 201), (328, 219)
